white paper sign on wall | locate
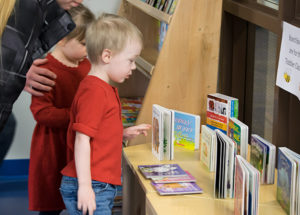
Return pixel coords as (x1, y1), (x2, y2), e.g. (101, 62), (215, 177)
(276, 22), (300, 101)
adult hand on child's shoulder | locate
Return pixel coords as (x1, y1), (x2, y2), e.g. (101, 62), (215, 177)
(123, 124), (151, 141)
(77, 184), (96, 215)
(24, 58), (57, 96)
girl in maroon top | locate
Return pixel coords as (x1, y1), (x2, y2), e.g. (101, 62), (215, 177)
(28, 5), (94, 215)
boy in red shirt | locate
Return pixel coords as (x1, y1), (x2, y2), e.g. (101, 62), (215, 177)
(28, 5), (95, 215)
(60, 13), (151, 215)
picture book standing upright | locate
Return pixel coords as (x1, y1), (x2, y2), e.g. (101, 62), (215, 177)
(152, 104), (173, 160)
(227, 117), (249, 159)
(206, 93), (238, 134)
(171, 109), (200, 151)
(200, 125), (217, 172)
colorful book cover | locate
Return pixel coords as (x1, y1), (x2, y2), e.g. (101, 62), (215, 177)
(158, 21), (168, 51)
(277, 149), (293, 215)
(151, 171), (196, 184)
(168, 0), (178, 14)
(172, 110), (200, 150)
(151, 182), (203, 195)
(206, 93), (238, 134)
(228, 117), (248, 159)
(250, 135), (266, 183)
(138, 164), (187, 179)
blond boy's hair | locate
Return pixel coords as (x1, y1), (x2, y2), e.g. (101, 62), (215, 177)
(65, 4), (95, 42)
(86, 13), (143, 64)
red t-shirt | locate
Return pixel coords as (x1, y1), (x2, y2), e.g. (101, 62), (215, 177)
(29, 54), (90, 211)
(61, 76), (123, 185)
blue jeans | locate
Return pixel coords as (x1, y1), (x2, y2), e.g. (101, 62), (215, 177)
(60, 176), (117, 215)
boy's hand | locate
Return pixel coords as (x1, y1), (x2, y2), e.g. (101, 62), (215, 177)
(123, 124), (151, 141)
(24, 58), (57, 96)
(77, 184), (96, 215)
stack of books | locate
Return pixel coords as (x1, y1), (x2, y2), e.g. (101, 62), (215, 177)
(277, 147), (300, 215)
(206, 93), (238, 134)
(250, 134), (276, 184)
(152, 104), (200, 161)
(138, 164), (203, 195)
(234, 155), (260, 215)
(141, 0), (178, 14)
(120, 97), (142, 127)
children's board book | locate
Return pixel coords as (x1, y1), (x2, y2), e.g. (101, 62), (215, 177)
(206, 93), (238, 134)
(214, 130), (236, 199)
(151, 171), (196, 184)
(152, 104), (201, 157)
(234, 155), (260, 215)
(227, 117), (248, 159)
(172, 109), (200, 151)
(277, 147), (299, 215)
(152, 104), (173, 160)
(250, 134), (276, 184)
(138, 164), (187, 179)
(151, 182), (203, 195)
(200, 125), (217, 172)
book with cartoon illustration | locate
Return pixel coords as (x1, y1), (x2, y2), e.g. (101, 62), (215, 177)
(206, 93), (238, 134)
(172, 110), (200, 150)
(151, 182), (203, 195)
(138, 164), (187, 179)
(227, 117), (248, 159)
(277, 147), (298, 215)
(151, 170), (196, 184)
(250, 134), (276, 184)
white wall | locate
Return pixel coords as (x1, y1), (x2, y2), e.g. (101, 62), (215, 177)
(4, 0), (122, 160)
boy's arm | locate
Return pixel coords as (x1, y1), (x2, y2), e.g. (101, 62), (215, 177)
(123, 123), (151, 141)
(75, 131), (96, 215)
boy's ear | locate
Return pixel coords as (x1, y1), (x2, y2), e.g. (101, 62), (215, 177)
(101, 49), (112, 64)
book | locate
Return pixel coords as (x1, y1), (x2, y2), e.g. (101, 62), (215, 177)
(227, 117), (248, 159)
(200, 125), (217, 172)
(152, 104), (201, 155)
(277, 147), (299, 215)
(152, 104), (173, 160)
(138, 164), (187, 179)
(234, 155), (260, 215)
(158, 21), (168, 51)
(151, 182), (203, 195)
(121, 97), (142, 127)
(172, 109), (200, 151)
(168, 0), (178, 14)
(214, 130), (236, 199)
(206, 93), (238, 134)
(151, 170), (196, 184)
(250, 134), (276, 184)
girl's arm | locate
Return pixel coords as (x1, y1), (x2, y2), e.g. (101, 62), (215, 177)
(74, 131), (96, 215)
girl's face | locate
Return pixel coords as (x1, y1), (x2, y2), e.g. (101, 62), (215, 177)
(56, 0), (82, 10)
(61, 38), (87, 65)
(107, 40), (142, 83)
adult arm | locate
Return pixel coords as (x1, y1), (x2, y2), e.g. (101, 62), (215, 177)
(24, 59), (57, 96)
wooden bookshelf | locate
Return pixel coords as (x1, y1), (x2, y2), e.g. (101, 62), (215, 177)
(126, 0), (173, 23)
(118, 0), (223, 145)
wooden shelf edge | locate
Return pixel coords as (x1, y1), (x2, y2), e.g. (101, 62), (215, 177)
(126, 0), (172, 23)
(135, 56), (154, 78)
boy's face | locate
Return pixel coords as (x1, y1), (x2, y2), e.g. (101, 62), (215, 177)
(56, 0), (82, 10)
(61, 38), (87, 64)
(107, 40), (142, 83)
